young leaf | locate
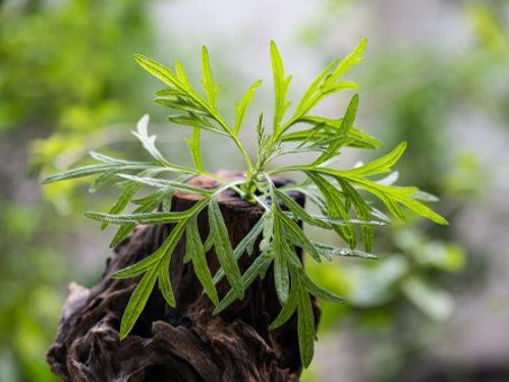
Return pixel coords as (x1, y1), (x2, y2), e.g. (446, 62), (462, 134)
(201, 46), (219, 110)
(270, 40), (291, 134)
(235, 79), (262, 135)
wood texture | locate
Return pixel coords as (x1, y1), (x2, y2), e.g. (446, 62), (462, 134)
(47, 172), (320, 381)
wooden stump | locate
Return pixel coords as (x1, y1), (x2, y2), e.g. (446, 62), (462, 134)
(47, 171), (320, 381)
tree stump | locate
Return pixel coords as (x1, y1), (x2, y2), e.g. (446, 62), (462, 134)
(47, 171), (320, 381)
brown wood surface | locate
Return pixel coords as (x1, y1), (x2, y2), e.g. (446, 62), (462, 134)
(47, 171), (320, 382)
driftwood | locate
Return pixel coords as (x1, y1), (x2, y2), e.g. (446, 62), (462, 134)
(47, 171), (320, 381)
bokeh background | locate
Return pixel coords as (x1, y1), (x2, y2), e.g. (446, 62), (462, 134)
(1, 0), (508, 381)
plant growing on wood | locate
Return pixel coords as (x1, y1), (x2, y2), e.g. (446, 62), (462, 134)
(43, 39), (447, 367)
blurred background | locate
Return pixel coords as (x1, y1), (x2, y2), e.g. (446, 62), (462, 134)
(1, 0), (508, 381)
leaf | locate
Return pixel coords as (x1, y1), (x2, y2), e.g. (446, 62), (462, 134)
(235, 79), (262, 135)
(208, 198), (244, 299)
(213, 217), (264, 284)
(89, 171), (116, 193)
(157, 253), (176, 307)
(276, 207), (321, 262)
(119, 265), (158, 339)
(132, 114), (169, 165)
(201, 46), (220, 111)
(340, 142), (407, 177)
(274, 254), (289, 304)
(297, 287), (315, 368)
(186, 127), (203, 171)
(275, 189), (330, 229)
(213, 250), (273, 315)
(113, 219), (188, 279)
(338, 178), (374, 252)
(41, 163), (154, 184)
(312, 94), (359, 166)
(134, 54), (178, 88)
(118, 174), (210, 196)
(186, 217), (219, 305)
(269, 279), (299, 330)
(270, 41), (291, 134)
(301, 272), (346, 304)
(85, 209), (195, 225)
(313, 242), (377, 260)
(307, 173), (357, 248)
(328, 38), (367, 84)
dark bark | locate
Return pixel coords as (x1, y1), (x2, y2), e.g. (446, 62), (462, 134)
(47, 171), (320, 382)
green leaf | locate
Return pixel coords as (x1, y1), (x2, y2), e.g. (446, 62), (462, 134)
(208, 198), (244, 299)
(89, 171), (116, 193)
(118, 174), (210, 196)
(297, 287), (315, 368)
(269, 279), (299, 330)
(157, 253), (176, 307)
(213, 218), (264, 284)
(119, 265), (158, 339)
(41, 163), (154, 184)
(201, 46), (220, 111)
(313, 242), (377, 260)
(301, 272), (346, 304)
(275, 189), (330, 229)
(213, 250), (273, 315)
(307, 173), (357, 248)
(85, 209), (195, 225)
(338, 179), (374, 252)
(134, 54), (178, 88)
(235, 79), (262, 135)
(313, 94), (358, 166)
(186, 216), (219, 305)
(340, 142), (407, 177)
(274, 254), (289, 304)
(113, 219), (188, 279)
(270, 40), (291, 134)
(276, 206), (321, 262)
(187, 127), (203, 171)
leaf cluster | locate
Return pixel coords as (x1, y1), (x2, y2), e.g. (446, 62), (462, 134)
(43, 39), (447, 367)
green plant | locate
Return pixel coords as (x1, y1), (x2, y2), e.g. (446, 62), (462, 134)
(42, 39), (447, 367)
